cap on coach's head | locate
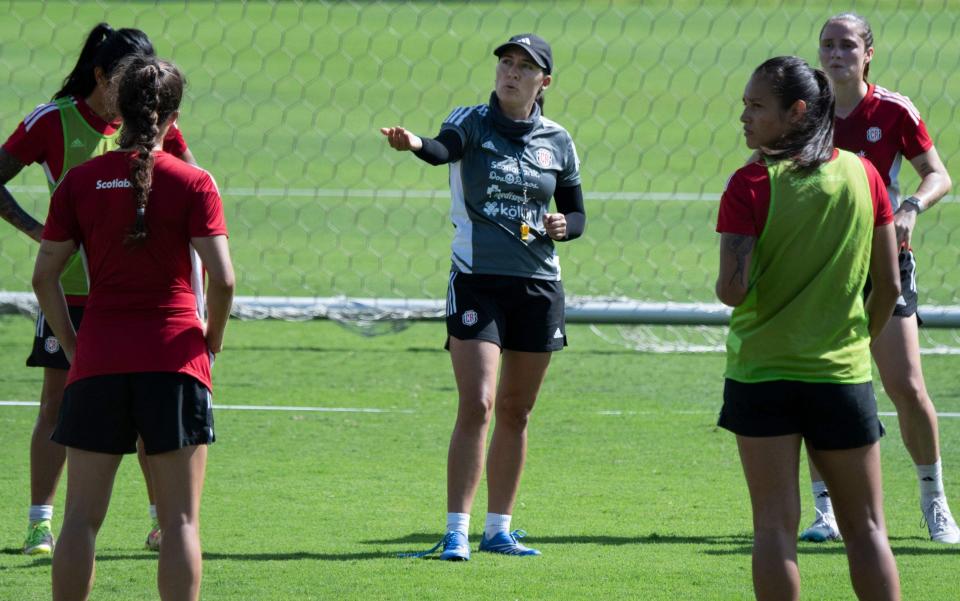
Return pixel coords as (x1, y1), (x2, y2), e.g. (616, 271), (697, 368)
(494, 34), (553, 74)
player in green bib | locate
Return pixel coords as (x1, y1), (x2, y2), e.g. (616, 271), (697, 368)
(715, 56), (902, 600)
(1, 23), (196, 556)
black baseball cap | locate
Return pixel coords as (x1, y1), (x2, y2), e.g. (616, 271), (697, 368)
(493, 33), (552, 74)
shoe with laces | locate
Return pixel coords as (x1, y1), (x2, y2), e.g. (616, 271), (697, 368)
(923, 497), (960, 544)
(145, 519), (162, 551)
(799, 509), (841, 542)
(23, 519), (55, 555)
(398, 531), (470, 561)
(478, 529), (541, 556)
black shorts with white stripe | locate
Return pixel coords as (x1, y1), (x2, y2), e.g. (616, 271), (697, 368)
(864, 249), (920, 321)
(445, 271), (566, 352)
(26, 305), (85, 370)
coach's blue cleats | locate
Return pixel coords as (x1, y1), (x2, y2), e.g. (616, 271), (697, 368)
(399, 531), (470, 560)
(478, 529), (541, 556)
(438, 531), (471, 561)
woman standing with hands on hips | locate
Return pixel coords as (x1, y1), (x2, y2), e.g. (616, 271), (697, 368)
(798, 12), (958, 544)
(33, 55), (233, 601)
(382, 33), (585, 560)
(717, 56), (902, 600)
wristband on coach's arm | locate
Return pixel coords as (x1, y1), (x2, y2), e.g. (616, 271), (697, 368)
(901, 196), (923, 213)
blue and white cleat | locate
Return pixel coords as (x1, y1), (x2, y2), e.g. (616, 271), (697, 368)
(398, 531), (470, 561)
(799, 509), (841, 543)
(478, 529), (541, 556)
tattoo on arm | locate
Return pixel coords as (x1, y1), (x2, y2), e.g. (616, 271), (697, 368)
(0, 150), (41, 235)
(916, 160), (935, 178)
(725, 234), (755, 288)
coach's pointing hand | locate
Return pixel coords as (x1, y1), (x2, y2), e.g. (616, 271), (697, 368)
(380, 126), (423, 152)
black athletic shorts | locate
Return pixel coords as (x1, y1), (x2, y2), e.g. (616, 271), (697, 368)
(53, 372), (215, 455)
(26, 305), (84, 370)
(864, 249), (919, 320)
(718, 379), (884, 451)
(445, 272), (567, 352)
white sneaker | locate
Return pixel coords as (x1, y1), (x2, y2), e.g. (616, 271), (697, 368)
(799, 509), (841, 542)
(923, 497), (960, 544)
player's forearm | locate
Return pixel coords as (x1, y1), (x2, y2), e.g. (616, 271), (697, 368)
(0, 186), (42, 241)
(32, 277), (76, 357)
(205, 279), (234, 353)
(911, 171), (952, 211)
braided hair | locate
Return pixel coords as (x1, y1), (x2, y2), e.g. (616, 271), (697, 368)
(752, 56), (836, 171)
(54, 23), (154, 100)
(114, 56), (184, 245)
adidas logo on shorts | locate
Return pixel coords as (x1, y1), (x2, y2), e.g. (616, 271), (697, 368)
(553, 328), (563, 339)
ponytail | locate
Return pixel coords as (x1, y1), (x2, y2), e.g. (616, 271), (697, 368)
(753, 56), (835, 171)
(54, 23), (155, 100)
(114, 56), (185, 245)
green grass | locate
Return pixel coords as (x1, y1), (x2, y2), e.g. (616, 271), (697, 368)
(1, 315), (960, 599)
(1, 1), (958, 302)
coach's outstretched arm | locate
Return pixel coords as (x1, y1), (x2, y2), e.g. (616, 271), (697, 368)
(715, 232), (755, 307)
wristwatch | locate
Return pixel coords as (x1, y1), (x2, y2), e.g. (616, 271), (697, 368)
(901, 196), (923, 213)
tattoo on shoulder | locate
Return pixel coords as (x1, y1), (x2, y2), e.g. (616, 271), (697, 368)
(0, 149), (26, 183)
(725, 234), (755, 287)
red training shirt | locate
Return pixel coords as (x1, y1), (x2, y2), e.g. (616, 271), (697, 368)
(3, 96), (189, 187)
(43, 151), (227, 390)
(833, 84), (933, 210)
(717, 150), (893, 237)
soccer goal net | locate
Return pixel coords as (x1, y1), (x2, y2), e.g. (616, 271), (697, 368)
(1, 1), (958, 350)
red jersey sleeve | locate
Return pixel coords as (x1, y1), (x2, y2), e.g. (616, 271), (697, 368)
(188, 170), (227, 238)
(716, 161), (770, 236)
(900, 114), (933, 160)
(859, 156), (893, 226)
(162, 121), (189, 157)
(2, 105), (59, 166)
(42, 176), (80, 243)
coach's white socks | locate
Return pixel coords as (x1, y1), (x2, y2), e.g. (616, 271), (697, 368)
(446, 512), (470, 536)
(918, 459), (945, 505)
(28, 505), (53, 523)
(811, 481), (834, 516)
(484, 513), (511, 538)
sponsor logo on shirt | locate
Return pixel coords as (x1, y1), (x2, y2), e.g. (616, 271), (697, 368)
(96, 178), (133, 189)
(866, 126), (882, 143)
(483, 201), (529, 220)
(462, 309), (478, 326)
(481, 140), (499, 153)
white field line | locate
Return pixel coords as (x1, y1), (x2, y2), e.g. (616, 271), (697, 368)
(2, 401), (958, 419)
(8, 185), (959, 203)
(0, 400), (411, 414)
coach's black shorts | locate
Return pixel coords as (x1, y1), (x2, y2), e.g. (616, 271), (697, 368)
(26, 305), (84, 370)
(864, 249), (920, 321)
(445, 272), (567, 352)
(718, 379), (884, 450)
(53, 372), (215, 455)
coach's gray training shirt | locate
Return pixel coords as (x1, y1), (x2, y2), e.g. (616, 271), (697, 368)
(440, 103), (581, 281)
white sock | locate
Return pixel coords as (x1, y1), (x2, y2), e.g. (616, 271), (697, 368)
(29, 505), (53, 523)
(446, 512), (470, 536)
(149, 504), (158, 521)
(484, 513), (512, 539)
(811, 481), (834, 516)
(918, 459), (945, 504)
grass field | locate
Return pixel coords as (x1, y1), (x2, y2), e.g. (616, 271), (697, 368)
(1, 315), (960, 600)
(1, 1), (959, 302)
